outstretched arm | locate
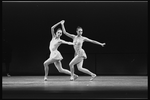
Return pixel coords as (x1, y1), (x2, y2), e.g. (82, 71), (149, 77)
(61, 20), (75, 39)
(51, 21), (62, 38)
(84, 37), (106, 47)
(60, 39), (74, 45)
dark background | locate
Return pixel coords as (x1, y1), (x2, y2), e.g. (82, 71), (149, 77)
(2, 1), (148, 76)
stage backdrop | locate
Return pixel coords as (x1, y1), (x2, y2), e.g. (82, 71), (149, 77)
(2, 1), (147, 76)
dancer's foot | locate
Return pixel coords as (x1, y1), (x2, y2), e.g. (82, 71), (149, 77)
(90, 74), (96, 81)
(74, 74), (78, 80)
(44, 77), (48, 81)
(70, 75), (78, 81)
(70, 76), (74, 81)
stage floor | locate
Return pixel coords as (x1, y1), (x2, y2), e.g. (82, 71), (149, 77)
(2, 76), (148, 99)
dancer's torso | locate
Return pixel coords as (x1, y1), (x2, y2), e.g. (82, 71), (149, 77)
(49, 37), (61, 52)
(73, 36), (84, 55)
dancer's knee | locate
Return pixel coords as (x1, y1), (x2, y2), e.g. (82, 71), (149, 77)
(57, 66), (65, 73)
(77, 67), (83, 71)
(43, 61), (48, 66)
(57, 67), (62, 73)
(69, 62), (74, 67)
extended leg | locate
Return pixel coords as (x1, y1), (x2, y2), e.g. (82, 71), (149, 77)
(54, 60), (78, 77)
(54, 60), (71, 75)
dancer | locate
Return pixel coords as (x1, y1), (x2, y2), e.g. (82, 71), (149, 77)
(61, 20), (106, 81)
(43, 20), (78, 81)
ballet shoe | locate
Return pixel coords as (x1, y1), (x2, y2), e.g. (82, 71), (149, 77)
(90, 74), (96, 81)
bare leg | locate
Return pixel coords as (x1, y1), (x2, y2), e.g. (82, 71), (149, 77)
(43, 58), (56, 81)
(54, 60), (78, 77)
(77, 60), (96, 81)
(69, 56), (83, 81)
(54, 60), (71, 75)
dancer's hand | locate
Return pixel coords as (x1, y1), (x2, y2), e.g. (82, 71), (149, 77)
(102, 43), (106, 47)
(61, 20), (65, 24)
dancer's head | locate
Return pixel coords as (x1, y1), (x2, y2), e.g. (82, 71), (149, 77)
(56, 28), (62, 38)
(76, 26), (83, 36)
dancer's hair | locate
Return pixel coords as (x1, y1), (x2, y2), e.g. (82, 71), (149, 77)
(57, 28), (62, 32)
(76, 26), (82, 31)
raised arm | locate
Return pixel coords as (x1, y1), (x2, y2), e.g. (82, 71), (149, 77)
(84, 37), (106, 47)
(51, 21), (62, 38)
(60, 39), (74, 45)
(61, 20), (75, 39)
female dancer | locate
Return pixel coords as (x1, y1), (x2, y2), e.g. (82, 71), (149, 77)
(43, 20), (78, 81)
(61, 20), (106, 81)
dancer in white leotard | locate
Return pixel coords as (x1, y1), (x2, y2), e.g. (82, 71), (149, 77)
(43, 20), (78, 81)
(61, 20), (106, 81)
